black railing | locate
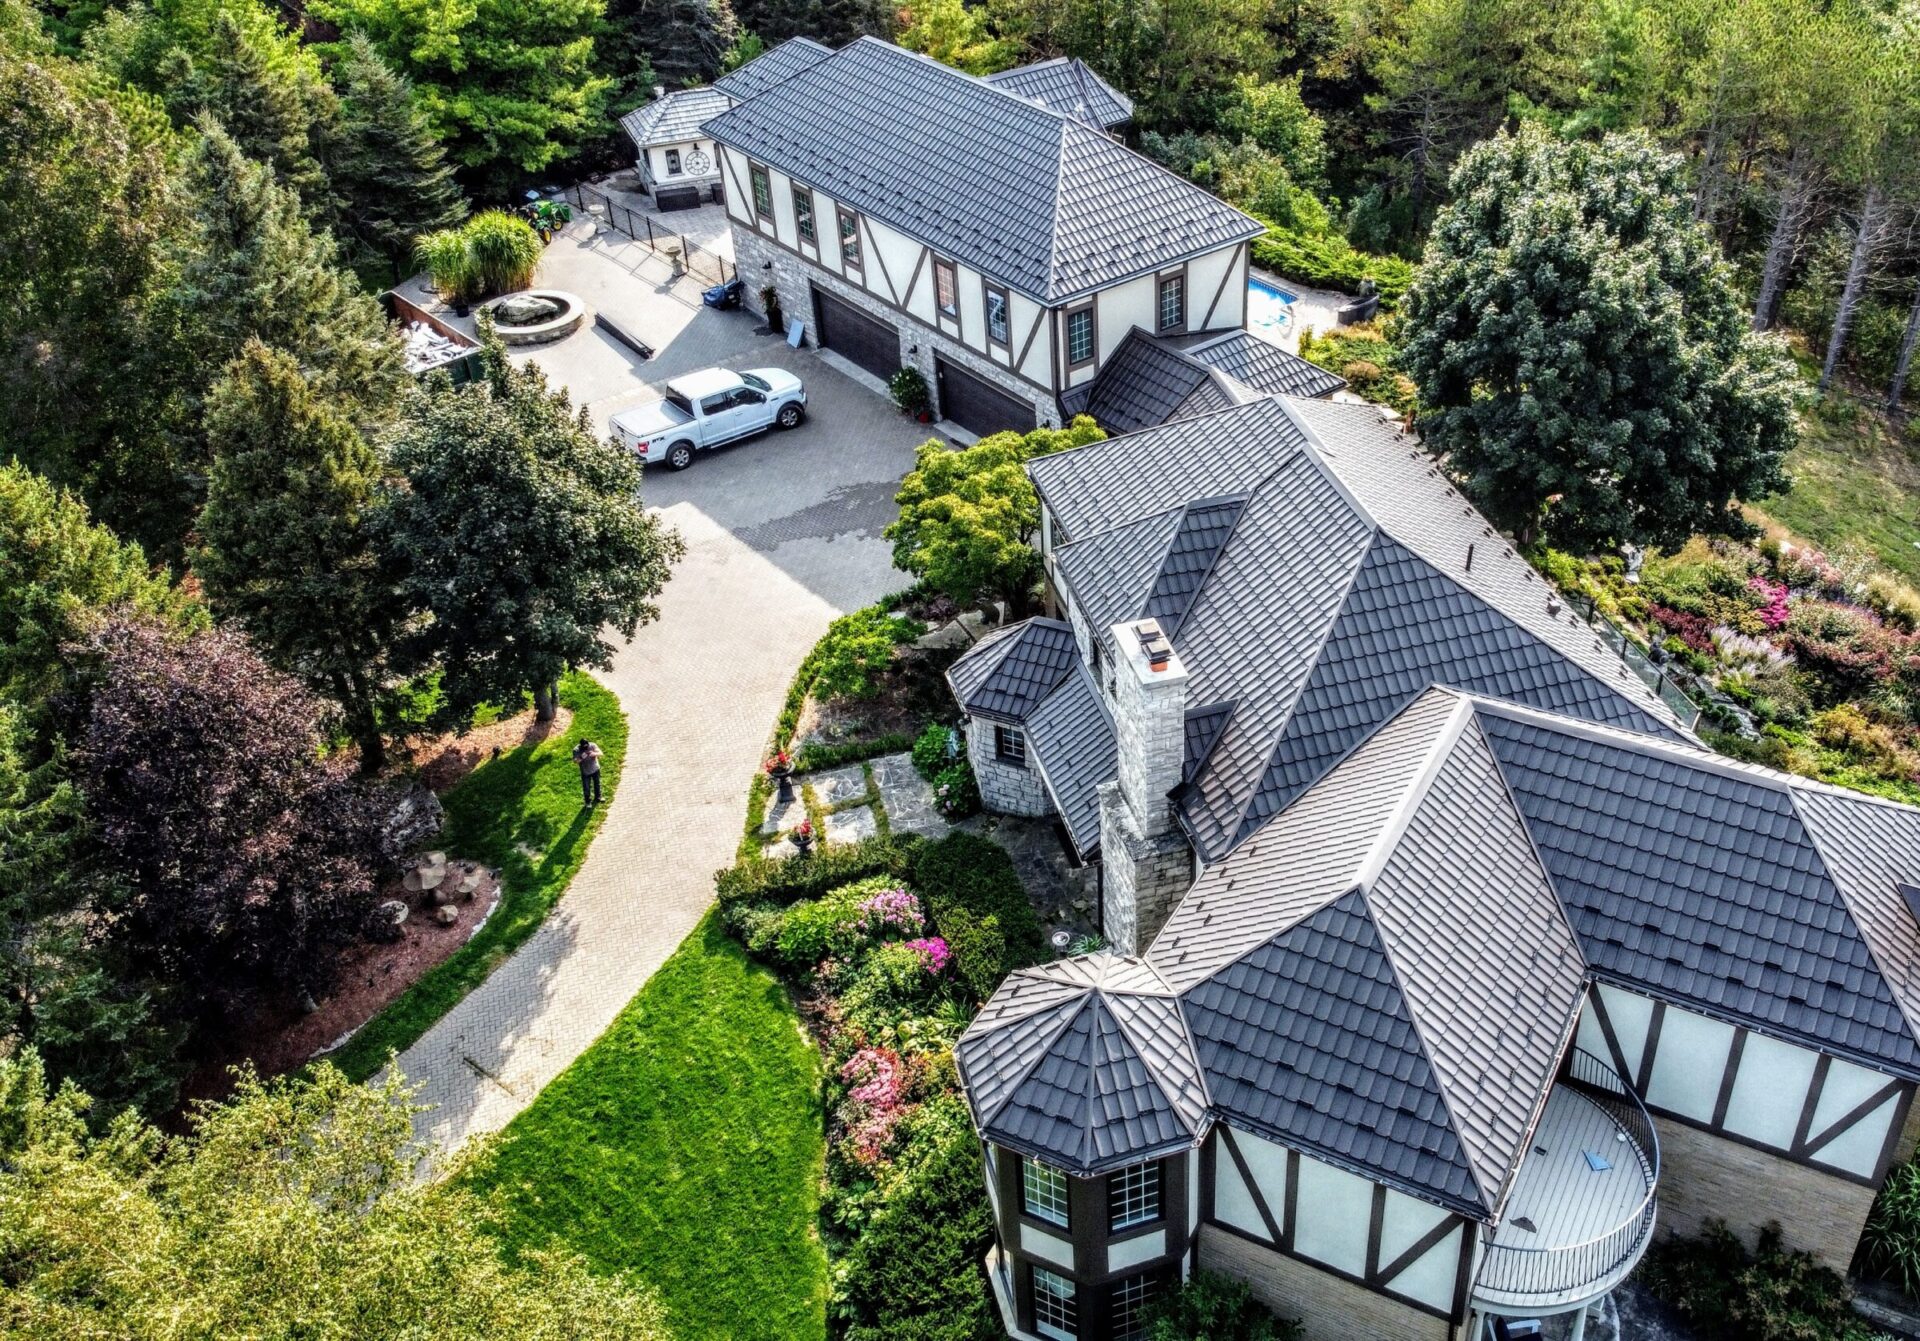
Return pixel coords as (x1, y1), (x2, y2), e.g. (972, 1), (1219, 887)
(1475, 1049), (1661, 1308)
(559, 181), (735, 286)
(1571, 594), (1703, 731)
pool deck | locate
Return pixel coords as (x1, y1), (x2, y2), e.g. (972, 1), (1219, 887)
(1250, 266), (1355, 353)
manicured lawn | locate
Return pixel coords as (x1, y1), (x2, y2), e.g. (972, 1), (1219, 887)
(328, 671), (627, 1080)
(468, 913), (828, 1341)
(1755, 401), (1920, 584)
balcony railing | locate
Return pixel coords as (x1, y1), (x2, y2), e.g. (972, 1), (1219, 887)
(1474, 1049), (1661, 1312)
(1570, 594), (1703, 731)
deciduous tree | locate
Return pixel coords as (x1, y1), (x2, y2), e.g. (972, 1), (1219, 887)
(1399, 125), (1797, 551)
(0, 1051), (672, 1338)
(886, 418), (1105, 614)
(378, 329), (684, 723)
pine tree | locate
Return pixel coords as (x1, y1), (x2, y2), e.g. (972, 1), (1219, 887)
(198, 342), (406, 772)
(169, 122), (404, 435)
(324, 33), (467, 277)
(603, 0), (736, 92)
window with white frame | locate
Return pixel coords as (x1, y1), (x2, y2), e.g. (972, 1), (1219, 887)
(664, 148), (682, 176)
(794, 187), (816, 243)
(1022, 1157), (1070, 1227)
(994, 724), (1026, 766)
(1032, 1266), (1078, 1341)
(1156, 272), (1184, 332)
(986, 285), (1010, 345)
(1110, 1271), (1161, 1341)
(1108, 1160), (1162, 1230)
(1066, 306), (1095, 366)
(935, 258), (959, 316)
(749, 163), (772, 217)
(837, 206), (863, 270)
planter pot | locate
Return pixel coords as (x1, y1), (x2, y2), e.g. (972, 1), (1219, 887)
(916, 409), (933, 423)
(769, 766), (795, 803)
(452, 300), (471, 317)
(791, 834), (814, 857)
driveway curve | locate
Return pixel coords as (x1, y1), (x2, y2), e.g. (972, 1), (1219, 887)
(391, 228), (930, 1153)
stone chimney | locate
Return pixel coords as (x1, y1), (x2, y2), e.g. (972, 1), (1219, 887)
(1100, 619), (1196, 954)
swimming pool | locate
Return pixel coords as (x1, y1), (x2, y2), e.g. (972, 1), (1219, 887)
(1248, 276), (1297, 335)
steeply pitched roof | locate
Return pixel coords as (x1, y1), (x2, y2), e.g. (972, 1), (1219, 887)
(982, 57), (1134, 129)
(1023, 663), (1114, 859)
(620, 86), (733, 148)
(701, 38), (1263, 302)
(956, 953), (1210, 1174)
(947, 618), (1079, 721)
(709, 36), (834, 102)
(1032, 399), (1689, 863)
(1181, 330), (1348, 399)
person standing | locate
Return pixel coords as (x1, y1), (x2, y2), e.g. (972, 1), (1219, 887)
(573, 738), (603, 806)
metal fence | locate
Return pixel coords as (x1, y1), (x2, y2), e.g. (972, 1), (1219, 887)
(560, 182), (734, 287)
(1573, 594), (1704, 730)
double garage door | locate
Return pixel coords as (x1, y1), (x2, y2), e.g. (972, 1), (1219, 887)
(812, 286), (898, 382)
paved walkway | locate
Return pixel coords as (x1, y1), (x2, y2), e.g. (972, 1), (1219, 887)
(391, 224), (930, 1153)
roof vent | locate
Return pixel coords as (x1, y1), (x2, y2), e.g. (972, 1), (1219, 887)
(1901, 882), (1920, 926)
(1137, 619), (1173, 671)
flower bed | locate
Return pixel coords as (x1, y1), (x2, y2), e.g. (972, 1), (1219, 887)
(716, 831), (1046, 1340)
(1535, 534), (1920, 803)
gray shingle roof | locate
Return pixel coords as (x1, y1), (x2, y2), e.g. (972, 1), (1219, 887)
(701, 38), (1262, 302)
(982, 57), (1134, 129)
(947, 618), (1079, 720)
(957, 953), (1210, 1174)
(1023, 663), (1114, 859)
(1182, 330), (1347, 399)
(709, 36), (833, 102)
(620, 86), (733, 148)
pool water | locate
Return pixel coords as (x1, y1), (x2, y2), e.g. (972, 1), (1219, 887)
(1248, 277), (1297, 335)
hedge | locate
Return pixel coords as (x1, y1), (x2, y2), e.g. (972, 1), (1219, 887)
(1250, 226), (1415, 309)
(714, 834), (915, 906)
(909, 832), (1046, 1004)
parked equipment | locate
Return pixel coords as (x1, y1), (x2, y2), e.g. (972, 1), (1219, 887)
(703, 278), (745, 310)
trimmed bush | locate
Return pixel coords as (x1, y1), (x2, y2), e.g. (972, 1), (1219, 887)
(930, 759), (981, 819)
(1144, 1269), (1300, 1341)
(715, 834), (914, 907)
(909, 832), (1044, 1003)
(1863, 1157), (1920, 1299)
(1639, 1220), (1882, 1341)
(913, 721), (960, 780)
(1250, 225), (1414, 308)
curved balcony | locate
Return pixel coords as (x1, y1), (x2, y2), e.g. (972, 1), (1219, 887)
(1473, 1049), (1660, 1315)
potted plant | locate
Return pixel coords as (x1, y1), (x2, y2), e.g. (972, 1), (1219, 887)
(760, 285), (785, 334)
(790, 819), (814, 856)
(889, 366), (931, 421)
(764, 749), (795, 803)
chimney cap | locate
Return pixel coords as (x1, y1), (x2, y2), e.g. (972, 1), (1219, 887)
(1136, 619), (1173, 670)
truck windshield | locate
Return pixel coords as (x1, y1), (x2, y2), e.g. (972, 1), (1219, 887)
(665, 391), (694, 417)
(740, 373), (771, 392)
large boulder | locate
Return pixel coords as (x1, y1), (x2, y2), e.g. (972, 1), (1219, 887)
(493, 294), (563, 326)
(383, 784), (444, 855)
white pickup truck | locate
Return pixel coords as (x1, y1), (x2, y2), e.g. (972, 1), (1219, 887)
(611, 366), (808, 470)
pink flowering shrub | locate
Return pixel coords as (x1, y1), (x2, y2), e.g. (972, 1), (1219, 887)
(1748, 577), (1790, 630)
(838, 1046), (911, 1165)
(852, 887), (924, 936)
(905, 936), (951, 974)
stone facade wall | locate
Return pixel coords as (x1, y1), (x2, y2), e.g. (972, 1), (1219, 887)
(727, 224), (1061, 426)
(1651, 1116), (1877, 1272)
(968, 717), (1052, 819)
(1197, 1227), (1460, 1341)
(1110, 626), (1187, 840)
(1099, 781), (1192, 955)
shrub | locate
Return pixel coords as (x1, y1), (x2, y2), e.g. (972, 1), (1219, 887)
(1784, 601), (1903, 705)
(890, 366), (931, 415)
(1144, 1269), (1301, 1341)
(773, 886), (869, 967)
(714, 835), (914, 907)
(1863, 1157), (1920, 1299)
(930, 759), (981, 819)
(414, 227), (478, 301)
(812, 607), (927, 702)
(837, 1095), (999, 1341)
(1249, 224), (1414, 307)
(462, 210), (542, 295)
(913, 721), (961, 780)
(1297, 326), (1417, 417)
(1866, 574), (1920, 633)
(909, 832), (1044, 1003)
(1639, 1221), (1882, 1341)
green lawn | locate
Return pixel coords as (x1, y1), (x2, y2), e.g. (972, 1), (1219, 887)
(1755, 400), (1920, 584)
(328, 671), (628, 1081)
(467, 913), (828, 1341)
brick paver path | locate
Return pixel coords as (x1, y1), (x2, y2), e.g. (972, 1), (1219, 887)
(391, 223), (931, 1153)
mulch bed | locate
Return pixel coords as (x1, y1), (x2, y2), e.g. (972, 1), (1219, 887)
(795, 645), (961, 749)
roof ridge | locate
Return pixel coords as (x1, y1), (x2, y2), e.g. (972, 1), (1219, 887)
(1030, 399), (1298, 500)
(1099, 988), (1214, 1121)
(1045, 117), (1070, 298)
(1352, 694), (1473, 895)
(968, 993), (1091, 1132)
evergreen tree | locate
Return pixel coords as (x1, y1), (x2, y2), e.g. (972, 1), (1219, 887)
(603, 0), (736, 92)
(1399, 124), (1798, 551)
(198, 342), (406, 772)
(379, 327), (684, 723)
(168, 122), (404, 434)
(324, 33), (467, 276)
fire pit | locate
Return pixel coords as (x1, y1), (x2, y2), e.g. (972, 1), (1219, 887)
(480, 289), (587, 345)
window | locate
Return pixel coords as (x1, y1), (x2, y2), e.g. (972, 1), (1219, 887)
(1032, 1267), (1078, 1341)
(700, 392), (732, 416)
(728, 387), (766, 409)
(1157, 272), (1185, 332)
(994, 725), (1026, 766)
(1066, 306), (1095, 367)
(985, 284), (1010, 346)
(664, 147), (682, 176)
(837, 206), (863, 271)
(1022, 1157), (1069, 1227)
(794, 187), (816, 243)
(934, 257), (958, 316)
(749, 163), (772, 217)
(1110, 1272), (1161, 1341)
(1108, 1160), (1162, 1230)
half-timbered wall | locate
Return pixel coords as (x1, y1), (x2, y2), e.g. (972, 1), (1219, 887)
(1057, 244), (1249, 392)
(1207, 1124), (1473, 1321)
(1575, 982), (1912, 1184)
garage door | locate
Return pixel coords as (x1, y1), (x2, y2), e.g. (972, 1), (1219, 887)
(812, 286), (898, 381)
(936, 357), (1036, 438)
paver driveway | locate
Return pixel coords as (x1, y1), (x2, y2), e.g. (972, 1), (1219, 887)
(392, 222), (934, 1153)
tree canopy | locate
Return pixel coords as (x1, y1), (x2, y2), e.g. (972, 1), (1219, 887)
(0, 1051), (672, 1338)
(1399, 124), (1798, 551)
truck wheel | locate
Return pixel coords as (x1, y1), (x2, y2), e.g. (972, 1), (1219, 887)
(667, 441), (695, 470)
(777, 403), (805, 430)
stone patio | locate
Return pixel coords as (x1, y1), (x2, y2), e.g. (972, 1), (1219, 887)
(808, 763), (871, 807)
(823, 805), (879, 844)
(871, 751), (950, 840)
